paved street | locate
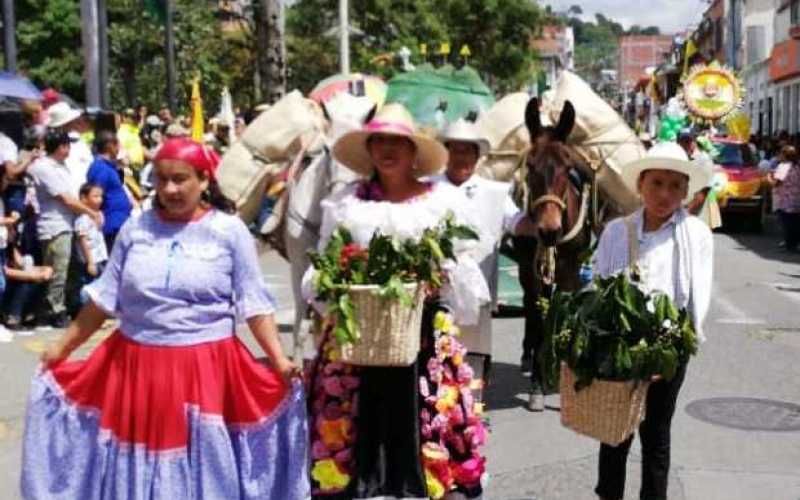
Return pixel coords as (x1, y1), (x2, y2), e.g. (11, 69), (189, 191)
(0, 220), (799, 499)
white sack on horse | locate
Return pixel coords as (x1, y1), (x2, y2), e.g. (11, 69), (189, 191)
(217, 90), (325, 226)
(475, 92), (530, 182)
(544, 71), (641, 215)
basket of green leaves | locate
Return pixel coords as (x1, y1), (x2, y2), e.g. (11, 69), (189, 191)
(309, 213), (477, 367)
(542, 272), (698, 445)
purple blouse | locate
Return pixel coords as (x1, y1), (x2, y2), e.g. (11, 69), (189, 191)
(85, 209), (277, 346)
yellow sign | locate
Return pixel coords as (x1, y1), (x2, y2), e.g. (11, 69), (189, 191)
(420, 43), (427, 55)
(459, 44), (471, 57)
(683, 63), (742, 121)
(439, 42), (450, 55)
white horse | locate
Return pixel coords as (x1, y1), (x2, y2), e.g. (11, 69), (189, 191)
(285, 93), (377, 359)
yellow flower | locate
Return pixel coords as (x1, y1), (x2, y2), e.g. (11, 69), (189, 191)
(312, 459), (351, 491)
(435, 385), (459, 414)
(433, 312), (453, 333)
(318, 418), (352, 450)
(474, 402), (485, 415)
(425, 469), (446, 499)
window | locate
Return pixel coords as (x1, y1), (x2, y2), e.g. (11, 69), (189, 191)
(792, 0), (800, 26)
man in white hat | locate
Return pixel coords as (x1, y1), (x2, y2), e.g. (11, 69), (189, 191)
(48, 102), (94, 191)
(433, 118), (527, 381)
(594, 140), (713, 500)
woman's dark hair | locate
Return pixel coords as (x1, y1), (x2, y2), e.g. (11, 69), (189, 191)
(93, 130), (118, 155)
(202, 180), (236, 214)
(44, 130), (71, 155)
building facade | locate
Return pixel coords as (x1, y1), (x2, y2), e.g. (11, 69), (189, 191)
(617, 35), (674, 93)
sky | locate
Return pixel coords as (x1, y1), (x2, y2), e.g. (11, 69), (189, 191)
(544, 0), (707, 35)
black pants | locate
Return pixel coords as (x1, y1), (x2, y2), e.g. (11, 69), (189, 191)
(595, 362), (688, 500)
(779, 211), (800, 250)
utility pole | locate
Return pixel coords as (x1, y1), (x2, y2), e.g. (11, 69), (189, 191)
(97, 0), (110, 107)
(165, 0), (177, 111)
(80, 0), (101, 107)
(339, 0), (350, 75)
(2, 0), (16, 72)
(255, 0), (286, 103)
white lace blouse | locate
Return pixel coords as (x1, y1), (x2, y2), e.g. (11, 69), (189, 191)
(302, 181), (490, 325)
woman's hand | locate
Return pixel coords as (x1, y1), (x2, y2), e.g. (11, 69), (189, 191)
(275, 356), (303, 382)
(40, 341), (71, 366)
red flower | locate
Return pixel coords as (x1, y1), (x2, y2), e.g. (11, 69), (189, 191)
(339, 243), (368, 268)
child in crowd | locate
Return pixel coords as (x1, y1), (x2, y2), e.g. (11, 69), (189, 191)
(74, 183), (109, 306)
(4, 228), (53, 332)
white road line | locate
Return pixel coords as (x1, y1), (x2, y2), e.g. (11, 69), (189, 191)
(712, 287), (766, 325)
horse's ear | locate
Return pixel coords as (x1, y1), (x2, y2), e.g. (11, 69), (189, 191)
(554, 100), (575, 142)
(363, 104), (377, 125)
(525, 97), (542, 141)
(321, 102), (332, 123)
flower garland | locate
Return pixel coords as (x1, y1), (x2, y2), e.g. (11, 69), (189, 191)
(308, 311), (488, 498)
(420, 312), (488, 499)
(309, 322), (359, 495)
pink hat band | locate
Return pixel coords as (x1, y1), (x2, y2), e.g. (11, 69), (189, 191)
(364, 120), (414, 136)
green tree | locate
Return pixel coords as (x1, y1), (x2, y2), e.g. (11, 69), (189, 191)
(285, 0), (542, 94)
(16, 0), (84, 98)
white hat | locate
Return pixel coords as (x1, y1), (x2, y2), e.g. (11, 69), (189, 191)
(439, 118), (490, 157)
(47, 102), (83, 129)
(146, 115), (162, 127)
(333, 103), (448, 177)
(621, 141), (712, 201)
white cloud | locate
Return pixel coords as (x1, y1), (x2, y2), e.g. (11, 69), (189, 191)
(545, 0), (706, 34)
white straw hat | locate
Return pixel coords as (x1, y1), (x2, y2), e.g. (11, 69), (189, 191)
(333, 103), (448, 177)
(621, 141), (712, 201)
(47, 102), (83, 129)
(439, 118), (490, 157)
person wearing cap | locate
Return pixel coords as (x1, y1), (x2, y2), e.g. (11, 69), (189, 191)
(23, 138), (309, 499)
(117, 108), (145, 170)
(432, 118), (526, 382)
(48, 102), (94, 191)
(305, 104), (490, 499)
(27, 131), (103, 328)
(87, 131), (133, 249)
(593, 141), (713, 500)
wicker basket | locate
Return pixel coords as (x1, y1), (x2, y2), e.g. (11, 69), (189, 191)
(338, 283), (424, 367)
(559, 363), (650, 445)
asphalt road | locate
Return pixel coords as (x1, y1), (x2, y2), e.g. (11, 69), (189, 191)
(0, 218), (799, 499)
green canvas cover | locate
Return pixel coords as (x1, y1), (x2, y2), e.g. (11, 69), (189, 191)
(385, 64), (495, 128)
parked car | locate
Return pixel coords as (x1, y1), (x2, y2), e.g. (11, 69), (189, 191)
(711, 137), (769, 231)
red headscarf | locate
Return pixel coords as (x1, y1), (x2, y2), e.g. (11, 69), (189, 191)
(154, 138), (220, 181)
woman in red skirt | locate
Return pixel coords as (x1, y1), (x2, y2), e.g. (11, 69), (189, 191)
(21, 138), (309, 499)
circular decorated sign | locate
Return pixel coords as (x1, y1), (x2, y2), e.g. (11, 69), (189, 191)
(683, 64), (742, 121)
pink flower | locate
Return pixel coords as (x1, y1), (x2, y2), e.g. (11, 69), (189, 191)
(456, 362), (474, 383)
(420, 408), (432, 423)
(448, 405), (465, 427)
(452, 457), (486, 488)
(341, 376), (360, 390)
(333, 448), (352, 465)
(322, 377), (345, 398)
(465, 423), (488, 448)
(419, 377), (430, 398)
(427, 358), (444, 384)
(324, 362), (345, 375)
(312, 440), (331, 460)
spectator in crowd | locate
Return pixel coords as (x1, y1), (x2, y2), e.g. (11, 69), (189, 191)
(769, 145), (800, 253)
(4, 231), (53, 332)
(117, 108), (145, 171)
(27, 131), (102, 328)
(158, 106), (174, 128)
(139, 124), (188, 193)
(73, 183), (109, 307)
(87, 131), (133, 250)
(47, 102), (94, 191)
(0, 168), (22, 341)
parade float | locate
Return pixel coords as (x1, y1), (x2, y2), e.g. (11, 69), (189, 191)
(666, 61), (767, 231)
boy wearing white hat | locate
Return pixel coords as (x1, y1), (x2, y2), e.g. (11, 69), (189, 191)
(593, 141), (713, 500)
(432, 118), (526, 381)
